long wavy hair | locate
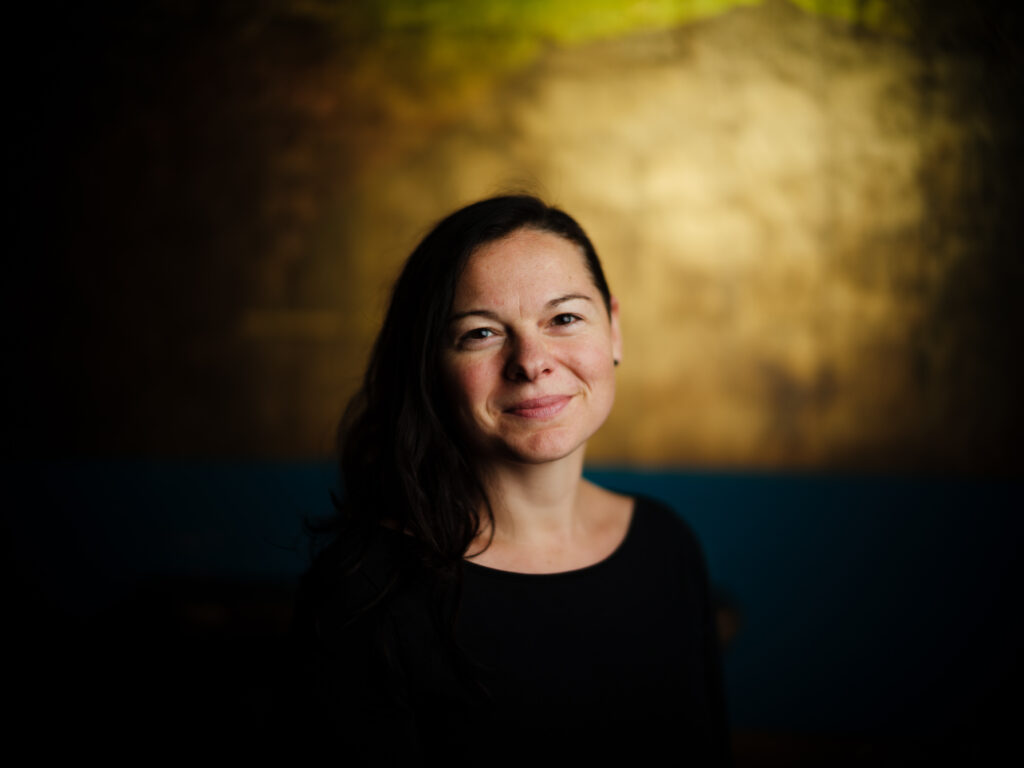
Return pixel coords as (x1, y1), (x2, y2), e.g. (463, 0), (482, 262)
(331, 195), (612, 582)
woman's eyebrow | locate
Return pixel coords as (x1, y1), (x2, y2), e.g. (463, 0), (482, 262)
(449, 308), (500, 323)
(548, 293), (593, 308)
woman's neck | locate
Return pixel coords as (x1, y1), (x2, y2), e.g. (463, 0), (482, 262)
(476, 446), (591, 546)
(466, 447), (633, 573)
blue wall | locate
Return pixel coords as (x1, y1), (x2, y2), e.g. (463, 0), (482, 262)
(588, 470), (1022, 732)
(8, 462), (1021, 732)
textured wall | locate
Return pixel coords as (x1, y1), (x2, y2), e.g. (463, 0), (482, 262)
(11, 0), (1022, 469)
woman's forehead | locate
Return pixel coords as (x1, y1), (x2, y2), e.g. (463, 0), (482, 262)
(454, 229), (594, 304)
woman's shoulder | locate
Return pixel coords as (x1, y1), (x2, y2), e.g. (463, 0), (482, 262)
(632, 493), (685, 524)
(579, 481), (700, 557)
(627, 493), (705, 560)
(307, 524), (404, 582)
(298, 525), (428, 628)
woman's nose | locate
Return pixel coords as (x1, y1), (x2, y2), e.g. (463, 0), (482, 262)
(504, 332), (553, 382)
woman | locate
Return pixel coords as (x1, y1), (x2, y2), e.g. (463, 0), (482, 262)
(286, 196), (730, 764)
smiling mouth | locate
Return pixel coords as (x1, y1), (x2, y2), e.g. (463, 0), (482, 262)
(504, 395), (572, 420)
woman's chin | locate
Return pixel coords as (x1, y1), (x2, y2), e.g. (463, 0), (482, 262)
(487, 431), (590, 467)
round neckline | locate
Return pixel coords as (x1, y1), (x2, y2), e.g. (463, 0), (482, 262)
(462, 497), (638, 579)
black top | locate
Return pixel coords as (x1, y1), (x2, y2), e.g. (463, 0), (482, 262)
(282, 496), (730, 765)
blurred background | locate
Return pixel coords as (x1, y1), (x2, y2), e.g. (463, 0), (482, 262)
(5, 0), (1022, 763)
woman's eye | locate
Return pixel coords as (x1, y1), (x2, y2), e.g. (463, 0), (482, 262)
(459, 328), (496, 345)
(553, 313), (580, 326)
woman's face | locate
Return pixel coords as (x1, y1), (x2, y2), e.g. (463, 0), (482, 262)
(441, 227), (621, 466)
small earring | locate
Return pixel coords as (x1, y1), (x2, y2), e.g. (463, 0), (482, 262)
(614, 359), (620, 367)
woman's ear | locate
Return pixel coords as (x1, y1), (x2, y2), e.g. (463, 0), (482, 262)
(610, 296), (623, 366)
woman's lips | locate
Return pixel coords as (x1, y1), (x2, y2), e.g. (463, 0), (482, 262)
(504, 395), (572, 419)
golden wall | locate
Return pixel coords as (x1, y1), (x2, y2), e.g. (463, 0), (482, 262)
(22, 1), (1022, 470)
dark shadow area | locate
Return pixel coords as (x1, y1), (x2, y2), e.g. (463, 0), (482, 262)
(6, 463), (1022, 762)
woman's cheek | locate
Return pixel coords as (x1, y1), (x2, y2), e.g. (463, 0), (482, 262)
(452, 360), (493, 412)
(575, 347), (614, 380)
